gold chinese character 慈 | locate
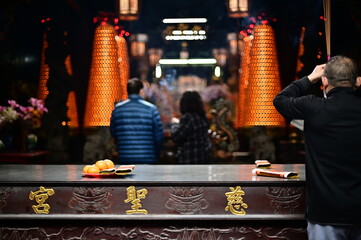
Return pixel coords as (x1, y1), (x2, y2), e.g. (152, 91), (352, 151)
(225, 186), (248, 215)
(29, 186), (55, 214)
(124, 186), (148, 214)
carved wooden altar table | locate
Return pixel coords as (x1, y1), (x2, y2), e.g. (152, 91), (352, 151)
(0, 164), (307, 239)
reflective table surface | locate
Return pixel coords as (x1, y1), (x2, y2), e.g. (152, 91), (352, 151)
(0, 164), (305, 185)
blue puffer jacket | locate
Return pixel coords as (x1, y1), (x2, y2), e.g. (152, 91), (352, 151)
(110, 94), (164, 164)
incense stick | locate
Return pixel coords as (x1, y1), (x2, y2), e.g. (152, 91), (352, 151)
(323, 0), (331, 60)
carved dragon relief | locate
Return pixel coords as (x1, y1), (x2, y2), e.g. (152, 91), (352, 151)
(238, 226), (306, 239)
(0, 225), (306, 240)
(209, 98), (239, 159)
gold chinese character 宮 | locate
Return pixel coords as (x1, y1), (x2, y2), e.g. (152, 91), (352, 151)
(124, 186), (148, 214)
(225, 186), (248, 215)
(29, 186), (55, 214)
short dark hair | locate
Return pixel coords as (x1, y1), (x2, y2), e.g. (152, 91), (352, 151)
(127, 78), (143, 94)
(180, 91), (206, 117)
(324, 55), (358, 87)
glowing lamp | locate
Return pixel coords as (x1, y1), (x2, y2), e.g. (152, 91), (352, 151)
(63, 55), (79, 128)
(240, 25), (285, 127)
(228, 0), (249, 18)
(66, 91), (79, 128)
(118, 0), (139, 21)
(148, 48), (163, 67)
(130, 33), (148, 57)
(212, 48), (227, 67)
(38, 33), (78, 128)
(227, 33), (242, 55)
(37, 32), (49, 101)
(180, 41), (189, 59)
(84, 23), (123, 127)
(235, 35), (252, 128)
(116, 35), (130, 101)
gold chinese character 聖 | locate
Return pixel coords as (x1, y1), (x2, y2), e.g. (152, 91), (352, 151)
(225, 186), (248, 215)
(124, 186), (148, 214)
(29, 186), (55, 214)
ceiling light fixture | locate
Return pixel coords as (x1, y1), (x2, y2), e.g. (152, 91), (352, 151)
(171, 30), (206, 36)
(165, 35), (207, 41)
(159, 58), (216, 65)
(162, 18), (207, 24)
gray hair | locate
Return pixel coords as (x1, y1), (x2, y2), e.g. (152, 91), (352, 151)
(324, 55), (358, 87)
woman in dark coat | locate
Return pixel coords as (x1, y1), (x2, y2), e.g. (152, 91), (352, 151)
(171, 91), (211, 164)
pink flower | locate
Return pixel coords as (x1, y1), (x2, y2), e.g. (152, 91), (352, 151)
(0, 98), (48, 129)
(8, 100), (19, 108)
(29, 98), (48, 113)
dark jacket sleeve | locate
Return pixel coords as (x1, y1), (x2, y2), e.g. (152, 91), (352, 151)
(273, 76), (312, 121)
(171, 113), (192, 144)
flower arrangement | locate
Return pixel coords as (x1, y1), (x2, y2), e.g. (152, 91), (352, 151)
(0, 98), (48, 129)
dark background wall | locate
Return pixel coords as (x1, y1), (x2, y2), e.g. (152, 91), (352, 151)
(1, 0), (360, 119)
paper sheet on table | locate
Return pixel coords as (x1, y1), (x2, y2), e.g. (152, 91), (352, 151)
(255, 160), (271, 168)
(252, 168), (299, 179)
(115, 165), (135, 175)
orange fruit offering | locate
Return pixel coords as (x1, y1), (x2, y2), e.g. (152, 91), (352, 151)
(95, 160), (108, 171)
(87, 165), (100, 174)
(104, 159), (115, 169)
(82, 165), (93, 173)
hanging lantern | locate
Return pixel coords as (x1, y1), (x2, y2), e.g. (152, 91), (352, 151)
(227, 32), (242, 55)
(148, 48), (163, 66)
(130, 33), (148, 57)
(212, 48), (227, 67)
(118, 0), (139, 21)
(84, 23), (122, 127)
(180, 41), (189, 59)
(228, 0), (249, 18)
(241, 25), (285, 127)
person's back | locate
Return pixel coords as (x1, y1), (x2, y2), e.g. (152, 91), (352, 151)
(172, 91), (211, 164)
(302, 85), (361, 224)
(110, 78), (163, 164)
(273, 55), (361, 239)
(172, 112), (211, 163)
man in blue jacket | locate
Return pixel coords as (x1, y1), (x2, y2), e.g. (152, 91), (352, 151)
(110, 78), (163, 164)
(273, 56), (361, 240)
